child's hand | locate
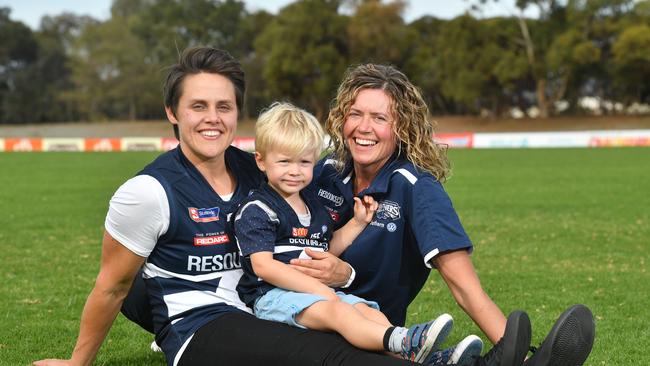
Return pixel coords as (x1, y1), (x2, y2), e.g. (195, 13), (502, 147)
(352, 195), (378, 225)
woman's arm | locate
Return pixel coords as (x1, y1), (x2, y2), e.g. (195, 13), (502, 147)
(433, 250), (507, 344)
(33, 232), (145, 366)
(251, 252), (337, 300)
(289, 248), (354, 287)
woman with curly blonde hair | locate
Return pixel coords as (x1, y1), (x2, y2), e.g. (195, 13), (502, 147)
(292, 63), (594, 366)
(287, 63), (530, 366)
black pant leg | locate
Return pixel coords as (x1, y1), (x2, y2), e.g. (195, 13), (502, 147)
(179, 312), (416, 366)
(120, 269), (155, 333)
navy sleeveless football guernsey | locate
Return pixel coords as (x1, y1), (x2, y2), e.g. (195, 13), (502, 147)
(139, 146), (263, 365)
(234, 183), (334, 308)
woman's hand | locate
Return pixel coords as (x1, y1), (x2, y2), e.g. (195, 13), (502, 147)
(33, 231), (145, 366)
(289, 248), (352, 287)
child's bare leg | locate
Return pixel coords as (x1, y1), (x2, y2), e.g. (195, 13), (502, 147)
(352, 303), (401, 357)
(296, 300), (388, 351)
(354, 303), (391, 326)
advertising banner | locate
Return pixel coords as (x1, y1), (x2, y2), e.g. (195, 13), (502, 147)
(121, 137), (162, 151)
(1, 130), (649, 152)
(588, 130), (650, 147)
(43, 138), (85, 152)
(4, 138), (43, 152)
(435, 133), (474, 148)
(85, 138), (122, 152)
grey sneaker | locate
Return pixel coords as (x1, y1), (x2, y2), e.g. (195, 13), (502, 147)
(401, 313), (454, 362)
(425, 335), (483, 366)
(523, 304), (595, 366)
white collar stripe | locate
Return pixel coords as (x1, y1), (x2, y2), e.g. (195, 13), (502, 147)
(394, 168), (418, 185)
(235, 200), (279, 222)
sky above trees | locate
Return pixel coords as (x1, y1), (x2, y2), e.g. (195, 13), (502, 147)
(0, 0), (539, 29)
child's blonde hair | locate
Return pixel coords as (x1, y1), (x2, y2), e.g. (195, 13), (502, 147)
(255, 102), (325, 158)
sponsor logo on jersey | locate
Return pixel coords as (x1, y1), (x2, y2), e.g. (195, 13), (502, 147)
(288, 238), (328, 249)
(194, 234), (230, 246)
(292, 227), (308, 237)
(386, 222), (397, 232)
(187, 252), (241, 272)
(326, 207), (340, 222)
(370, 221), (385, 228)
(189, 207), (220, 222)
(376, 200), (401, 221)
(318, 189), (344, 207)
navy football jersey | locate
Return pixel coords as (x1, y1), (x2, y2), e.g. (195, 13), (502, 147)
(234, 183), (334, 308)
(310, 155), (472, 326)
(139, 146), (263, 366)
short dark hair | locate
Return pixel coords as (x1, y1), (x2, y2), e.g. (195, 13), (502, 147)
(163, 46), (245, 139)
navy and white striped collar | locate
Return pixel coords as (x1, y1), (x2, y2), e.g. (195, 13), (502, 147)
(328, 154), (419, 196)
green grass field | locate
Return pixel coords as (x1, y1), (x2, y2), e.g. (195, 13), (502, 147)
(1, 148), (648, 365)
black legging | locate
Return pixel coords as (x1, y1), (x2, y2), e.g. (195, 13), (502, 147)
(180, 312), (416, 366)
(121, 275), (416, 366)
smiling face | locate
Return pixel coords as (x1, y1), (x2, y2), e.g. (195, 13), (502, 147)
(343, 88), (397, 178)
(165, 72), (237, 165)
(256, 149), (317, 200)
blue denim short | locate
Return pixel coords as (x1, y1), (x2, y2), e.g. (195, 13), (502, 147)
(253, 288), (380, 329)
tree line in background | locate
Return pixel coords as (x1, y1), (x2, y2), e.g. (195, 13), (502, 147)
(1, 0), (649, 124)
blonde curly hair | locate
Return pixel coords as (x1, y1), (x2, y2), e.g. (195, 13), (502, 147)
(326, 64), (450, 181)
